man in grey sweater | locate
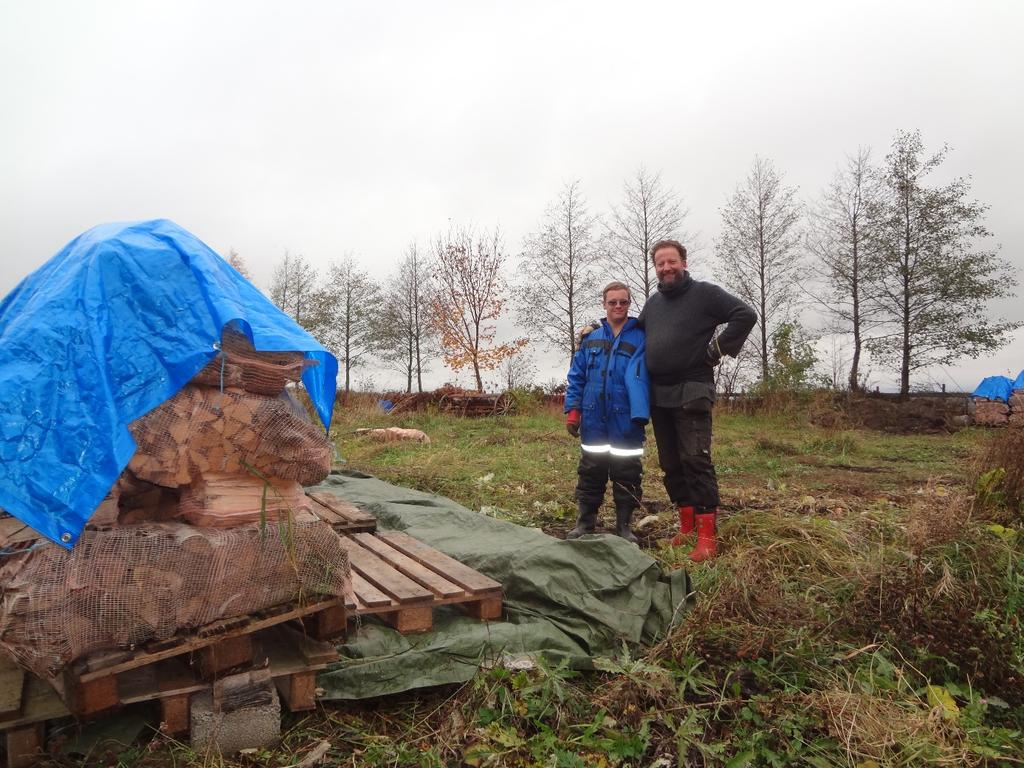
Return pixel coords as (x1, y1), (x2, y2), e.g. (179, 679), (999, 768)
(638, 240), (756, 561)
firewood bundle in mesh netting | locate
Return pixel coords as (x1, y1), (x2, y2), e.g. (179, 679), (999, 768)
(0, 519), (348, 679)
(0, 329), (349, 678)
(127, 385), (332, 488)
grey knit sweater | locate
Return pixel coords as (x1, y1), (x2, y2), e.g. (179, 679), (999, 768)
(638, 272), (756, 388)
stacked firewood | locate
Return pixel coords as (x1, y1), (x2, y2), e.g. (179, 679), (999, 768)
(0, 329), (349, 680)
(974, 389), (1024, 427)
(124, 328), (331, 524)
(1011, 390), (1024, 426)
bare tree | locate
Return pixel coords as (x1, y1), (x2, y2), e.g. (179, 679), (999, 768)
(717, 156), (803, 381)
(430, 225), (526, 391)
(226, 248), (253, 280)
(501, 347), (537, 391)
(316, 256), (381, 397)
(269, 251), (319, 328)
(806, 147), (881, 391)
(867, 130), (1019, 397)
(516, 181), (601, 362)
(374, 244), (436, 393)
(714, 343), (756, 399)
(604, 166), (688, 305)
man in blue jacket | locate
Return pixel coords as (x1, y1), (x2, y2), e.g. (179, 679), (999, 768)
(564, 281), (650, 543)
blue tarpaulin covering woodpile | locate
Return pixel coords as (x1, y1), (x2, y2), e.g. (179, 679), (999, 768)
(0, 220), (337, 548)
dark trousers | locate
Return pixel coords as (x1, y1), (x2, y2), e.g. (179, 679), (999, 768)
(651, 405), (720, 512)
(574, 451), (643, 511)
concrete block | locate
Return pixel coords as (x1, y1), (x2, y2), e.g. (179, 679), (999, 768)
(190, 686), (280, 755)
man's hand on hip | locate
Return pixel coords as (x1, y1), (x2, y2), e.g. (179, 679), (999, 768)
(705, 337), (723, 367)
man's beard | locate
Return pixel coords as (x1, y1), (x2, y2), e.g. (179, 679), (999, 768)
(658, 270), (684, 287)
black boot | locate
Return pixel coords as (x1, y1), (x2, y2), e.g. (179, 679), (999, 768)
(566, 502), (599, 539)
(615, 503), (638, 544)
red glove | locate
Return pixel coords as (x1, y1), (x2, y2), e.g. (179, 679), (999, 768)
(565, 409), (581, 437)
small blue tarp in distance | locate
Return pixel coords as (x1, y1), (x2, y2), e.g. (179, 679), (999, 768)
(972, 375), (1014, 403)
(0, 220), (338, 548)
(1014, 370), (1024, 391)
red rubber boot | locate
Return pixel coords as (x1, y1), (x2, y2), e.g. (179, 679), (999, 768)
(670, 505), (695, 547)
(689, 511), (718, 562)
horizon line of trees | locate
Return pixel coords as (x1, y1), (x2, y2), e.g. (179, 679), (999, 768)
(249, 128), (1019, 399)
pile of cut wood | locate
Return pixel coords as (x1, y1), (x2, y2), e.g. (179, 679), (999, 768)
(974, 389), (1024, 427)
(0, 329), (349, 681)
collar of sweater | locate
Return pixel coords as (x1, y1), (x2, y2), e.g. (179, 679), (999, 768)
(657, 271), (693, 298)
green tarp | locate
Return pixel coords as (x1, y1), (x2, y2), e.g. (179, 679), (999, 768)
(312, 471), (691, 700)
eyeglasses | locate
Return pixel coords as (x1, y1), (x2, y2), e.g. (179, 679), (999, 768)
(605, 299), (630, 307)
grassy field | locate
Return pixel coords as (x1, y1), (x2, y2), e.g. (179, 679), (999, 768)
(57, 397), (1024, 767)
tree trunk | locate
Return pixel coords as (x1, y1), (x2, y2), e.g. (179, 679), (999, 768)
(472, 358), (483, 392)
(900, 192), (912, 399)
(849, 233), (861, 392)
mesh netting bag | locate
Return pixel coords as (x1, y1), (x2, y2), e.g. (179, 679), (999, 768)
(191, 329), (308, 395)
(0, 518), (349, 679)
(127, 384), (331, 487)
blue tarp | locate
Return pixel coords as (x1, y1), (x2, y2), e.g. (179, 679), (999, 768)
(1014, 370), (1024, 391)
(972, 375), (1014, 403)
(0, 220), (338, 548)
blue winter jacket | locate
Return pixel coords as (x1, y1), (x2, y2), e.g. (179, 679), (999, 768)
(565, 318), (650, 454)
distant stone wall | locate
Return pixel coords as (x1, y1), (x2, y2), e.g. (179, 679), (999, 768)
(801, 392), (972, 433)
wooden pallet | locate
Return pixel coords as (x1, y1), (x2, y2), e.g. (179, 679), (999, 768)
(340, 531), (503, 633)
(307, 492), (377, 533)
(59, 595), (347, 718)
(0, 625), (340, 766)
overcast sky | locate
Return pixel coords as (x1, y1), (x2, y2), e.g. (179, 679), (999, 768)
(2, 1), (1022, 392)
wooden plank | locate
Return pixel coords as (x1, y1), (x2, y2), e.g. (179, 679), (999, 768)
(62, 670), (120, 718)
(77, 597), (344, 683)
(337, 536), (433, 604)
(6, 525), (42, 545)
(308, 497), (345, 525)
(5, 723), (43, 768)
(375, 531), (502, 594)
(379, 605), (433, 634)
(0, 654), (26, 722)
(269, 624), (338, 666)
(350, 533), (466, 599)
(160, 694), (191, 735)
(460, 595), (503, 621)
(300, 603), (348, 642)
(0, 517), (27, 545)
(83, 649), (133, 674)
(274, 671), (316, 712)
(0, 675), (68, 730)
(309, 493), (376, 525)
(117, 659), (206, 705)
(197, 634), (253, 680)
(350, 572), (394, 608)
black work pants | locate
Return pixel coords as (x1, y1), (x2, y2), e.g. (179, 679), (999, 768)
(574, 451), (643, 511)
(651, 405), (720, 512)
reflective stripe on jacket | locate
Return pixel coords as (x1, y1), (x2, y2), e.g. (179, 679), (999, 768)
(564, 318), (650, 453)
